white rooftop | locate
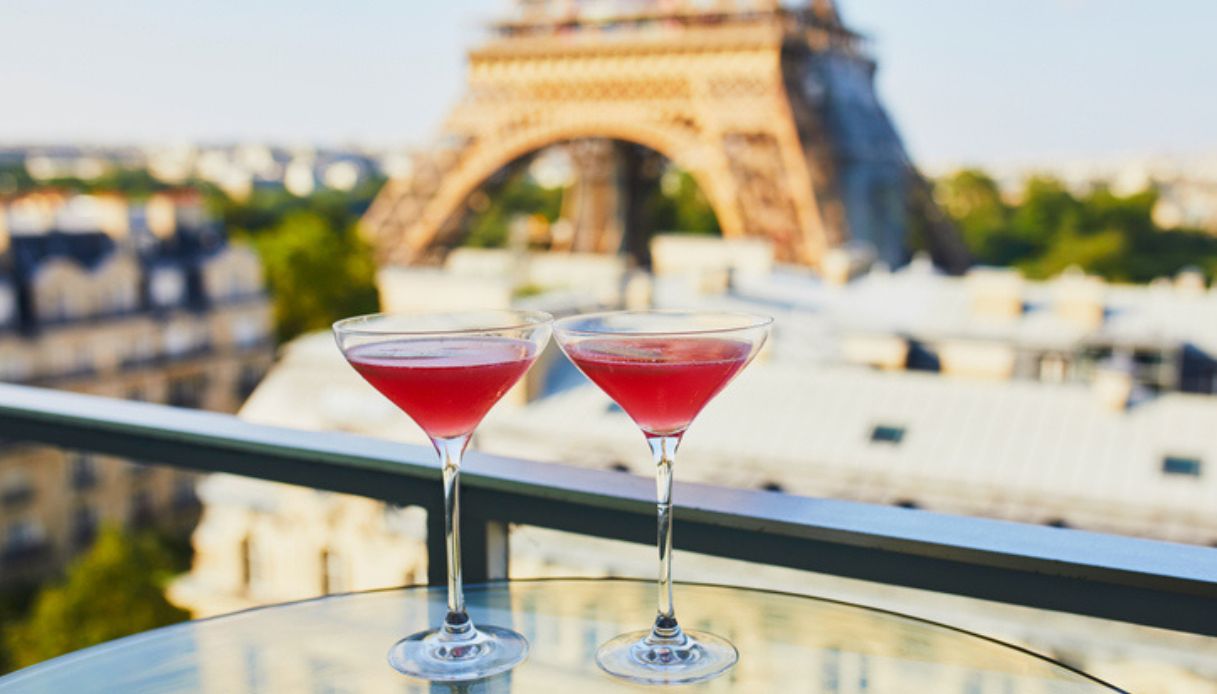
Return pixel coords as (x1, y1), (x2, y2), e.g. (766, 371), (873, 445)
(480, 360), (1217, 544)
(722, 261), (1217, 356)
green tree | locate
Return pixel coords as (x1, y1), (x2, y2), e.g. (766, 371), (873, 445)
(0, 164), (35, 196)
(464, 172), (564, 249)
(4, 528), (189, 670)
(937, 169), (1217, 282)
(935, 169), (1013, 263)
(250, 210), (379, 341)
(646, 168), (719, 235)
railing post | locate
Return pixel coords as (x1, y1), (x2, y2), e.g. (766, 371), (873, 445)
(425, 502), (509, 586)
(425, 500), (448, 587)
(482, 520), (510, 580)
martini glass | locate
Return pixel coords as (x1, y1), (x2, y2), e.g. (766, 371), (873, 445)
(553, 310), (772, 685)
(333, 310), (552, 681)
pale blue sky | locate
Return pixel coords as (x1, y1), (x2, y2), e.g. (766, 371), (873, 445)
(2, 1), (1215, 168)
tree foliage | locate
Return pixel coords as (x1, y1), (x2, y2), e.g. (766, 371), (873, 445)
(4, 528), (190, 670)
(645, 168), (720, 235)
(937, 169), (1217, 282)
(463, 172), (564, 249)
(218, 177), (383, 342)
(247, 211), (379, 342)
(459, 161), (719, 251)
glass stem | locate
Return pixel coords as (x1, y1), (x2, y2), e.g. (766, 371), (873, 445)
(647, 434), (683, 641)
(434, 435), (474, 640)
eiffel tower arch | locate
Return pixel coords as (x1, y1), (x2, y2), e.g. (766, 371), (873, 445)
(363, 0), (970, 272)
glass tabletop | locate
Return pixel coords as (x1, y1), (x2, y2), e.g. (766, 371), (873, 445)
(0, 578), (1121, 693)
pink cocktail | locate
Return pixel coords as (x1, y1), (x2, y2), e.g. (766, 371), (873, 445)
(334, 311), (552, 682)
(564, 337), (751, 436)
(348, 337), (537, 439)
(554, 310), (771, 686)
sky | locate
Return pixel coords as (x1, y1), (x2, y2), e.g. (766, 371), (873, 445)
(2, 1), (1216, 169)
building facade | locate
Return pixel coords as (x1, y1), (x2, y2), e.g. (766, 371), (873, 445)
(0, 189), (274, 586)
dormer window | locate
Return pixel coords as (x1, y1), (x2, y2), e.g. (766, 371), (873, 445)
(149, 268), (185, 308)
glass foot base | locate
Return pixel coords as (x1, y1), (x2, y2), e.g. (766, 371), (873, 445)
(596, 628), (738, 685)
(387, 624), (528, 682)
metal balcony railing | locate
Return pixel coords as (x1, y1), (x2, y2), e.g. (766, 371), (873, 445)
(0, 382), (1214, 636)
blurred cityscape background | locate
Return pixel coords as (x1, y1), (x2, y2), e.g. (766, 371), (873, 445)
(2, 1), (1216, 691)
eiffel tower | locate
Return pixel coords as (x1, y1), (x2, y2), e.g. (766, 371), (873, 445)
(363, 0), (969, 272)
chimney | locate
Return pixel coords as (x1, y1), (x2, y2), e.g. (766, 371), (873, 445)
(145, 194), (177, 239)
(1174, 267), (1207, 296)
(1053, 267), (1105, 330)
(821, 242), (876, 287)
(1092, 353), (1135, 412)
(966, 267), (1023, 320)
(0, 199), (9, 254)
(92, 193), (130, 241)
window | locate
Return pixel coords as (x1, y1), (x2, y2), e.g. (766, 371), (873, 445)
(71, 454), (99, 490)
(164, 323), (197, 357)
(242, 534), (268, 595)
(0, 354), (32, 382)
(760, 481), (785, 493)
(241, 536), (253, 591)
(0, 471), (34, 508)
(236, 364), (264, 401)
(869, 424), (905, 445)
(173, 477), (197, 508)
(609, 463), (631, 473)
(321, 549), (349, 594)
(169, 373), (208, 409)
(1162, 455), (1202, 477)
(73, 346), (94, 375)
(0, 289), (15, 327)
(232, 317), (265, 348)
(3, 519), (47, 559)
(149, 269), (185, 308)
(73, 506), (98, 547)
(128, 490), (155, 527)
(820, 648), (840, 691)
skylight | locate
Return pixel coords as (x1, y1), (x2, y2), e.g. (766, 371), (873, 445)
(869, 424), (906, 445)
(1162, 456), (1202, 477)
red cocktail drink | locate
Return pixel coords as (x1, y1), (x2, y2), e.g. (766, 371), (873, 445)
(553, 310), (771, 686)
(348, 337), (537, 439)
(565, 337), (751, 436)
(333, 311), (552, 682)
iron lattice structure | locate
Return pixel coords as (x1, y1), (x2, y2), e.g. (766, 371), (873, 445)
(364, 0), (969, 271)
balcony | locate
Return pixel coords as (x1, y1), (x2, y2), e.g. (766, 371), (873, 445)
(0, 381), (1214, 681)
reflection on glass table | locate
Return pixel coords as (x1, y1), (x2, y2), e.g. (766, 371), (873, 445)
(0, 579), (1124, 693)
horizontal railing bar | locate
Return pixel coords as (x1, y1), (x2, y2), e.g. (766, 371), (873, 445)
(0, 383), (1215, 635)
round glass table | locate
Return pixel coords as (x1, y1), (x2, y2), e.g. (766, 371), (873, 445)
(0, 579), (1121, 693)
